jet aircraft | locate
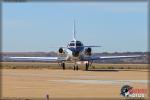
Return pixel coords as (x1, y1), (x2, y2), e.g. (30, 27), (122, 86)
(8, 21), (142, 70)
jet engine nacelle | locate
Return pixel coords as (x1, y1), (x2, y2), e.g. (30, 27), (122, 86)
(58, 48), (64, 54)
(84, 48), (92, 56)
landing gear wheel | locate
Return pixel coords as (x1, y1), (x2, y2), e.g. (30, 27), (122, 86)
(76, 65), (78, 70)
(62, 63), (65, 70)
(73, 65), (79, 71)
(85, 63), (89, 71)
(73, 65), (76, 70)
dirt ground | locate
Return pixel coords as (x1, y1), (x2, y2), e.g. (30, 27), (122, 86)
(1, 69), (149, 99)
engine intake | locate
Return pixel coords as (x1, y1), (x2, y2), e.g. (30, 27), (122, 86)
(84, 48), (92, 56)
(58, 48), (64, 54)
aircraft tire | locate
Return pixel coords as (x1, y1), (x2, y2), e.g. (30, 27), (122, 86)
(62, 63), (65, 70)
(85, 63), (89, 71)
(73, 65), (76, 70)
(76, 65), (79, 70)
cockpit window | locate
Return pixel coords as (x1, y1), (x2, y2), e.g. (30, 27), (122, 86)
(69, 43), (75, 46)
(68, 41), (83, 47)
(76, 41), (82, 46)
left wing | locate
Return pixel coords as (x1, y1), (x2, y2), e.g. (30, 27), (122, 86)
(5, 56), (66, 62)
(83, 55), (143, 61)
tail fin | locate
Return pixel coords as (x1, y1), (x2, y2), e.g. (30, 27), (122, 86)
(73, 20), (77, 41)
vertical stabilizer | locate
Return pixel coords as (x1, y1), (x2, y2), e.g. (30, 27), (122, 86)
(73, 20), (77, 41)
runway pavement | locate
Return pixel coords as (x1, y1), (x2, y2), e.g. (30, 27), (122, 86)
(1, 69), (149, 99)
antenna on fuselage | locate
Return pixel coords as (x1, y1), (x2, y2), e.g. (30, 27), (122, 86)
(73, 20), (77, 41)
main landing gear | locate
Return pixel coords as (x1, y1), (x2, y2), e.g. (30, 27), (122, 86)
(59, 61), (92, 71)
(73, 65), (79, 71)
(59, 62), (65, 70)
(85, 62), (89, 71)
(85, 61), (92, 71)
(59, 62), (79, 70)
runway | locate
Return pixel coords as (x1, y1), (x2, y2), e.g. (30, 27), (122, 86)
(1, 69), (149, 98)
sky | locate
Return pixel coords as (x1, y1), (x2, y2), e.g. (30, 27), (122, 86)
(2, 2), (148, 52)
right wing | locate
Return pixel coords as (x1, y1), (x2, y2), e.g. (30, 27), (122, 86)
(5, 56), (66, 62)
(83, 55), (144, 61)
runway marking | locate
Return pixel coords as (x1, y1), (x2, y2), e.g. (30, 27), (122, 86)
(2, 73), (116, 79)
(50, 80), (150, 85)
(9, 80), (149, 89)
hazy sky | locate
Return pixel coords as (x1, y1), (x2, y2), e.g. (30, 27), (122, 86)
(2, 2), (148, 52)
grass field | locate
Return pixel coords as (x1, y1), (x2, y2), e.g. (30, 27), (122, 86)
(0, 62), (149, 70)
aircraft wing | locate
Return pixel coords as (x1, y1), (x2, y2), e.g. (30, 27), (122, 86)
(83, 55), (143, 61)
(82, 46), (101, 48)
(6, 56), (66, 62)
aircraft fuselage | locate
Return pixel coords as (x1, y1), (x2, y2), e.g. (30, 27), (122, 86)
(66, 40), (85, 61)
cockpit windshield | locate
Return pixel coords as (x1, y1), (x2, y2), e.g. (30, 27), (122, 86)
(76, 41), (82, 46)
(68, 41), (83, 47)
(69, 43), (75, 46)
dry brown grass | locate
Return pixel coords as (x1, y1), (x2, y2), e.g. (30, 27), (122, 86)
(0, 62), (148, 70)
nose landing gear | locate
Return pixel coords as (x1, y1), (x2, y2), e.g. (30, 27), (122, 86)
(59, 61), (92, 71)
(73, 65), (79, 71)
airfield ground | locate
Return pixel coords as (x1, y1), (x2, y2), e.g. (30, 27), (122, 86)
(0, 62), (149, 99)
(0, 62), (148, 69)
